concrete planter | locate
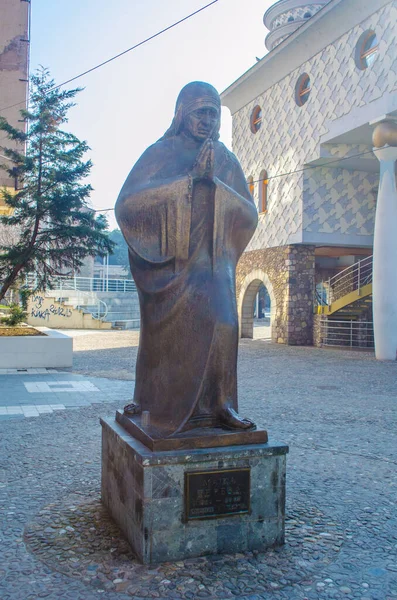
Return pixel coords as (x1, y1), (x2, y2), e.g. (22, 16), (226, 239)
(0, 327), (73, 368)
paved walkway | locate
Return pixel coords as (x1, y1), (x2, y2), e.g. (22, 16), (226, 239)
(0, 332), (396, 600)
(0, 369), (133, 419)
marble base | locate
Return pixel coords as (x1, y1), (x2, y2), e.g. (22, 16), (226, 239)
(100, 416), (288, 564)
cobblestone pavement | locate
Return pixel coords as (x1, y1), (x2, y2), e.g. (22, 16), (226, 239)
(62, 323), (270, 380)
(61, 329), (139, 380)
(0, 332), (396, 600)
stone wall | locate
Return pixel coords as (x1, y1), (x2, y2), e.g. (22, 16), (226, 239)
(237, 245), (315, 345)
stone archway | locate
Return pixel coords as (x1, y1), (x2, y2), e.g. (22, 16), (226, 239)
(238, 269), (277, 339)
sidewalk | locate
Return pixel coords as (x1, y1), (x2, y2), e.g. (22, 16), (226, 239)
(0, 368), (133, 419)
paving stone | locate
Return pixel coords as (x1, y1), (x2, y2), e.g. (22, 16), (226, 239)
(0, 335), (396, 599)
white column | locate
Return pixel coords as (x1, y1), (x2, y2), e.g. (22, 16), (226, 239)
(373, 145), (397, 360)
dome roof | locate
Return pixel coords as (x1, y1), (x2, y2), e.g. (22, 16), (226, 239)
(264, 0), (331, 51)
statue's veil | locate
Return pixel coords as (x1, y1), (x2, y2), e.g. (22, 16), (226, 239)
(160, 81), (221, 141)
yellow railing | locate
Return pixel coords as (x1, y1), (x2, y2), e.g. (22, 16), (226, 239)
(316, 255), (373, 316)
(317, 283), (372, 316)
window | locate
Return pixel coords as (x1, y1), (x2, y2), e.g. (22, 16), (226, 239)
(288, 16), (294, 22)
(303, 12), (311, 18)
(250, 106), (262, 133)
(355, 30), (379, 70)
(259, 170), (268, 213)
(295, 73), (311, 106)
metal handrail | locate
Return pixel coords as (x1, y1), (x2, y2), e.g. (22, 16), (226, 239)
(25, 274), (137, 293)
(78, 299), (109, 320)
(316, 255), (373, 307)
(329, 255), (372, 286)
(319, 317), (374, 348)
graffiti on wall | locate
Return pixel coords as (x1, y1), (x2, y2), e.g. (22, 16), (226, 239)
(30, 295), (73, 321)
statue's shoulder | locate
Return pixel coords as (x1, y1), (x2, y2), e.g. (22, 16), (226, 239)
(133, 138), (177, 170)
(215, 142), (243, 169)
(139, 139), (171, 159)
(141, 137), (178, 160)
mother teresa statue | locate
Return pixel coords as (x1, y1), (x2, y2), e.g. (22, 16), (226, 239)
(115, 82), (258, 439)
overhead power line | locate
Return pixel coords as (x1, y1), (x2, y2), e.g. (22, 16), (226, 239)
(93, 147), (379, 213)
(0, 0), (378, 216)
(249, 148), (378, 185)
(0, 0), (220, 115)
(50, 0), (220, 90)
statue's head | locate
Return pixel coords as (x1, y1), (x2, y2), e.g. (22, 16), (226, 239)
(161, 81), (221, 142)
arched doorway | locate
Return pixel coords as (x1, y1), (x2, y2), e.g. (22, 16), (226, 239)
(253, 283), (271, 340)
(254, 283), (270, 320)
(238, 270), (276, 339)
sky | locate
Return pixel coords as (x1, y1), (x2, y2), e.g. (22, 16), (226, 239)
(29, 0), (274, 229)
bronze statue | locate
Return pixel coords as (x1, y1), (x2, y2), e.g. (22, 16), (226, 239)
(115, 82), (259, 440)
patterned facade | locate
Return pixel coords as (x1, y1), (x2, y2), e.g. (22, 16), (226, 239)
(302, 167), (378, 241)
(223, 0), (396, 344)
(232, 1), (396, 252)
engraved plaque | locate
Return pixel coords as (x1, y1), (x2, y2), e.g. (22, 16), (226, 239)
(185, 468), (250, 520)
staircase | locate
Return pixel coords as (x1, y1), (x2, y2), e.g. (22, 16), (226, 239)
(316, 256), (374, 349)
(317, 255), (373, 317)
(61, 292), (140, 330)
(25, 275), (141, 330)
(95, 292), (140, 330)
(27, 294), (112, 330)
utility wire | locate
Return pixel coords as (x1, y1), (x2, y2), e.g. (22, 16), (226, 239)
(54, 0), (220, 91)
(0, 136), (377, 210)
(249, 148), (378, 185)
(0, 0), (377, 213)
(0, 0), (220, 115)
(92, 147), (379, 212)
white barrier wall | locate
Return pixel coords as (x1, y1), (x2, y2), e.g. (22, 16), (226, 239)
(0, 328), (73, 368)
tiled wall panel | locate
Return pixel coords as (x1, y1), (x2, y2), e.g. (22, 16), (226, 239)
(232, 2), (397, 250)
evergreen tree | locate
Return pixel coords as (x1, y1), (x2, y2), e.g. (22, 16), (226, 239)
(0, 67), (114, 302)
(108, 229), (130, 274)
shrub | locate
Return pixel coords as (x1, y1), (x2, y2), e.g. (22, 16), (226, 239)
(1, 303), (27, 327)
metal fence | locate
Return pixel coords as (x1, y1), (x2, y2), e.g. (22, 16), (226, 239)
(319, 318), (374, 348)
(25, 274), (137, 294)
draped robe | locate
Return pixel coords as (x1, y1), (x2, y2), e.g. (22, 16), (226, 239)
(115, 134), (258, 437)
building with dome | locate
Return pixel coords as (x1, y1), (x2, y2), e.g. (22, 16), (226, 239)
(222, 0), (397, 359)
(264, 0), (331, 51)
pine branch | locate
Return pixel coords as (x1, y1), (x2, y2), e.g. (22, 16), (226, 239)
(0, 67), (115, 301)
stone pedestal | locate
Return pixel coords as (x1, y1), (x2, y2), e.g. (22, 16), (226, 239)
(101, 417), (288, 564)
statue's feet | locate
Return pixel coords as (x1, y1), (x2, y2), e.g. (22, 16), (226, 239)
(218, 406), (256, 431)
(123, 402), (140, 416)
